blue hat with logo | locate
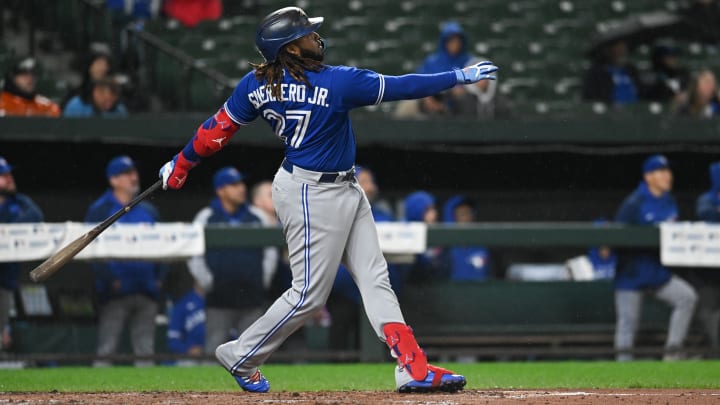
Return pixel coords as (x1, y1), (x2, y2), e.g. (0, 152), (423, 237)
(106, 155), (136, 179)
(0, 156), (12, 175)
(213, 167), (244, 189)
(642, 154), (670, 174)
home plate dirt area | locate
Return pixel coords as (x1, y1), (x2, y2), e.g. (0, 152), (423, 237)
(2, 390), (720, 404)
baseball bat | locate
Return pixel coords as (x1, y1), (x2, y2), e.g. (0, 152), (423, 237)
(29, 179), (163, 283)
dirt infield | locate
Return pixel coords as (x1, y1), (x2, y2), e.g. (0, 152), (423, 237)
(2, 390), (720, 404)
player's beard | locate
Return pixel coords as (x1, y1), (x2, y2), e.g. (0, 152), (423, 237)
(300, 39), (325, 62)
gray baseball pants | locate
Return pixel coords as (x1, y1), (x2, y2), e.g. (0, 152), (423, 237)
(216, 165), (405, 376)
(95, 294), (157, 367)
(615, 275), (698, 360)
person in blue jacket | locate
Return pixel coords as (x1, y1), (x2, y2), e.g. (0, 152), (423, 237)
(86, 155), (164, 366)
(187, 167), (265, 354)
(167, 285), (206, 357)
(586, 218), (617, 280)
(694, 161), (720, 351)
(614, 155), (698, 361)
(404, 191), (448, 283)
(0, 156), (43, 351)
(442, 195), (490, 281)
(417, 22), (472, 75)
(327, 167), (400, 350)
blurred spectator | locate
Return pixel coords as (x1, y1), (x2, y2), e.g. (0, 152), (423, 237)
(106, 0), (161, 21)
(587, 247), (617, 280)
(64, 78), (128, 118)
(0, 57), (60, 117)
(613, 155), (697, 361)
(400, 22), (472, 121)
(327, 167), (399, 350)
(442, 195), (490, 281)
(87, 156), (164, 366)
(675, 69), (720, 118)
(0, 156), (44, 351)
(418, 22), (471, 74)
(393, 93), (448, 120)
(163, 0), (222, 28)
(167, 285), (206, 357)
(582, 40), (642, 105)
(681, 0), (720, 43)
(449, 59), (511, 119)
(588, 218), (617, 280)
(63, 50), (114, 108)
(404, 191), (448, 283)
(694, 161), (720, 351)
(187, 167), (264, 354)
(248, 181), (279, 294)
(645, 44), (690, 103)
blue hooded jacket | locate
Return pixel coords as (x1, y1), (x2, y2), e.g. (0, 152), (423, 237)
(0, 193), (44, 290)
(167, 289), (206, 354)
(403, 191), (448, 281)
(614, 181), (678, 290)
(86, 190), (164, 302)
(442, 195), (490, 281)
(696, 162), (720, 222)
(417, 22), (472, 74)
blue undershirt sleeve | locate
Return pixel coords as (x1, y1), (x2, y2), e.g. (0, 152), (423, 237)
(333, 66), (457, 109)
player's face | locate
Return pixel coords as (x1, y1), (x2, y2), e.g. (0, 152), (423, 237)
(0, 173), (17, 195)
(219, 182), (247, 207)
(111, 169), (140, 196)
(645, 168), (673, 193)
(291, 32), (325, 62)
(253, 183), (274, 213)
(423, 206), (438, 224)
(454, 204), (474, 223)
(357, 170), (378, 201)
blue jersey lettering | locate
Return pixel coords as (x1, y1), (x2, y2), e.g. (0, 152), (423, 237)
(224, 66), (382, 172)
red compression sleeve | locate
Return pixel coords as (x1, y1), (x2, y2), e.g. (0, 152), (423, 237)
(181, 107), (240, 161)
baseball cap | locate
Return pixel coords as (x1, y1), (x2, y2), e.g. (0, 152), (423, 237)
(106, 155), (136, 178)
(642, 154), (670, 174)
(0, 156), (12, 175)
(213, 167), (244, 189)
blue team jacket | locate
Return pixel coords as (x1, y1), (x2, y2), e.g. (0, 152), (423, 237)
(0, 193), (44, 290)
(198, 198), (264, 309)
(614, 181), (678, 290)
(85, 189), (163, 301)
(167, 289), (206, 354)
(442, 196), (490, 281)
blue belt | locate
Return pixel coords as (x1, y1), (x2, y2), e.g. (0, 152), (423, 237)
(282, 159), (355, 183)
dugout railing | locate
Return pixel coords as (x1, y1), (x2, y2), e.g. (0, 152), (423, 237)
(4, 223), (717, 365)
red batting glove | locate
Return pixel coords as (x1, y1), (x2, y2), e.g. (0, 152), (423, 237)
(159, 153), (197, 190)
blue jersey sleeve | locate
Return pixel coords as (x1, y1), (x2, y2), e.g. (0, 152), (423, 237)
(332, 66), (457, 110)
(223, 72), (259, 125)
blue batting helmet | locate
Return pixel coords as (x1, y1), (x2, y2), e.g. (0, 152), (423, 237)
(255, 7), (323, 63)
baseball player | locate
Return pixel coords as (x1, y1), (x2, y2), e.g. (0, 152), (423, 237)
(614, 155), (698, 361)
(159, 7), (497, 393)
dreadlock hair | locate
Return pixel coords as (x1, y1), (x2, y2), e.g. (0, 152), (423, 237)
(252, 43), (324, 100)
